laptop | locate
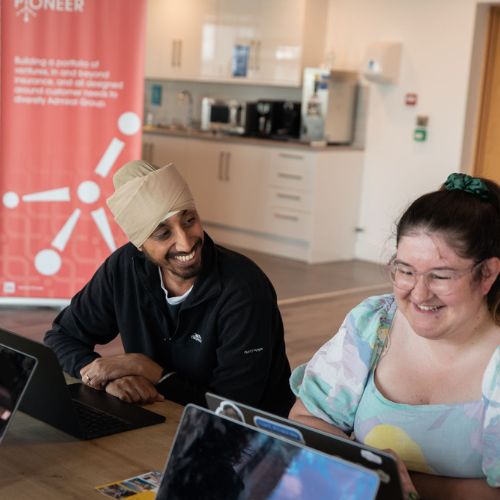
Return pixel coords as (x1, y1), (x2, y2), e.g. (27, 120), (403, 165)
(206, 392), (404, 500)
(0, 343), (38, 444)
(156, 404), (380, 500)
(0, 327), (165, 440)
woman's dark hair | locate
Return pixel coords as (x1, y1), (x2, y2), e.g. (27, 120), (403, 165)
(396, 176), (500, 323)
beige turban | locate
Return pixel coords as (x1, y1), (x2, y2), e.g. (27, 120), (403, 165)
(106, 160), (196, 248)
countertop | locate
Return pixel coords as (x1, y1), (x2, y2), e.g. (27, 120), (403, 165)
(142, 125), (363, 152)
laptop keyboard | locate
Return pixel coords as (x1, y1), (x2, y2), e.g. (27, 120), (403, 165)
(73, 399), (134, 439)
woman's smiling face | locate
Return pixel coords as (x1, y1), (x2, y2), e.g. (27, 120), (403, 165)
(393, 231), (491, 341)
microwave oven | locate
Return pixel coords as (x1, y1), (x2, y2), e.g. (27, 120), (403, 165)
(201, 97), (246, 135)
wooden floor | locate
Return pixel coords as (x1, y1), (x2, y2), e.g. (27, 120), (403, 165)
(0, 249), (391, 370)
(236, 246), (389, 301)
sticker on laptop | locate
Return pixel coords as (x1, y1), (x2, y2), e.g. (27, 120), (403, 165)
(253, 415), (306, 443)
(214, 400), (245, 423)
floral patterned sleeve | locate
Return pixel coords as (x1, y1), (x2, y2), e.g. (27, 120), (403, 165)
(290, 294), (396, 433)
(482, 346), (500, 487)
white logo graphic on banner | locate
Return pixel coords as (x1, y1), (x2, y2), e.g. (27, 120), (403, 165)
(2, 111), (140, 276)
(15, 0), (85, 23)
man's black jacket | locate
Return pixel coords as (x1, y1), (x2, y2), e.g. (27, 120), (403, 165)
(44, 233), (295, 417)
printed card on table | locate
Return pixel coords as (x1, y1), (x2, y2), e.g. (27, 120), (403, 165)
(96, 471), (161, 499)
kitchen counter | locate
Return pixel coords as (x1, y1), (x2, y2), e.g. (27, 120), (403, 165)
(143, 125), (363, 152)
(141, 128), (365, 263)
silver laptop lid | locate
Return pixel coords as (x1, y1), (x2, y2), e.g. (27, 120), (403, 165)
(205, 392), (405, 500)
(157, 404), (380, 500)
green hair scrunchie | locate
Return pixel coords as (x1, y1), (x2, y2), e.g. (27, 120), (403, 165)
(443, 173), (489, 200)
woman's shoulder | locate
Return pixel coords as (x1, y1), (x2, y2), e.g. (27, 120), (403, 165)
(343, 293), (396, 340)
(482, 345), (500, 401)
(290, 294), (396, 431)
(305, 294), (396, 373)
(353, 293), (396, 313)
(482, 344), (500, 487)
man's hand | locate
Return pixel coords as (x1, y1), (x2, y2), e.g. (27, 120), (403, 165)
(80, 353), (163, 389)
(105, 375), (165, 404)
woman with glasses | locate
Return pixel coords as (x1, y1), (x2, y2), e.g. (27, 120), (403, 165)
(289, 173), (500, 500)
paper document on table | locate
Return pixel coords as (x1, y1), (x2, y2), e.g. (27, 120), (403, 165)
(96, 471), (161, 499)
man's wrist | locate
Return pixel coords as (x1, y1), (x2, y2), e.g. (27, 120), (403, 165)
(131, 353), (163, 382)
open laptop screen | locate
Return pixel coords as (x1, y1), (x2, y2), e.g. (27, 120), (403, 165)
(0, 343), (37, 443)
(157, 404), (379, 500)
(0, 327), (165, 440)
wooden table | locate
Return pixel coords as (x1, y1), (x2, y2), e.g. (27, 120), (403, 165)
(0, 400), (184, 499)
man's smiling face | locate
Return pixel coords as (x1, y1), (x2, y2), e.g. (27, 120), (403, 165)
(141, 209), (204, 289)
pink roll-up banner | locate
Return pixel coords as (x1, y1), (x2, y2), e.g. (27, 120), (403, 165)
(0, 0), (146, 304)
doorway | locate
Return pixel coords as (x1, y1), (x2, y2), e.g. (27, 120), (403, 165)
(475, 6), (500, 184)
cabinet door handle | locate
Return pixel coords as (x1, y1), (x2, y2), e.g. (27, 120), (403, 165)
(177, 39), (182, 68)
(255, 40), (261, 70)
(171, 40), (182, 67)
(273, 212), (300, 221)
(277, 172), (303, 180)
(224, 152), (231, 181)
(218, 152), (224, 180)
(277, 193), (301, 201)
(249, 40), (255, 70)
(171, 40), (176, 67)
(143, 142), (153, 162)
(278, 152), (304, 160)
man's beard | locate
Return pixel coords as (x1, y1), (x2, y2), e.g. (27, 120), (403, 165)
(143, 238), (203, 281)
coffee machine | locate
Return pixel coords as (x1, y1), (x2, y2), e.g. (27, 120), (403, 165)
(245, 100), (301, 139)
(301, 68), (358, 144)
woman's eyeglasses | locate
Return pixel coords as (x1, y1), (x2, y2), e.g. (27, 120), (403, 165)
(388, 260), (482, 295)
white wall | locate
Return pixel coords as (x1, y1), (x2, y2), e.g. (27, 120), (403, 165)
(325, 0), (498, 263)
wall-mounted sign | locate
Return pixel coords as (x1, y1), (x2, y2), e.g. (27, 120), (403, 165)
(405, 93), (418, 106)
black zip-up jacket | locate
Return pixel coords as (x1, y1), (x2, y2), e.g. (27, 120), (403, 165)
(44, 234), (295, 417)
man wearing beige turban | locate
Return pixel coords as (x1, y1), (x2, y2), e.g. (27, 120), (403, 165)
(44, 161), (294, 417)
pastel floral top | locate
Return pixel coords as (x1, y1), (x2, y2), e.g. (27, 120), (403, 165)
(290, 294), (500, 486)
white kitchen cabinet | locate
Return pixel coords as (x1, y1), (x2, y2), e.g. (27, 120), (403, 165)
(264, 149), (316, 240)
(184, 140), (227, 225)
(260, 147), (364, 262)
(202, 0), (328, 86)
(142, 132), (190, 180)
(142, 131), (364, 263)
(187, 139), (267, 231)
(204, 144), (364, 262)
(144, 0), (216, 80)
(200, 0), (257, 80)
(246, 0), (307, 85)
(145, 0), (328, 87)
(142, 133), (267, 232)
